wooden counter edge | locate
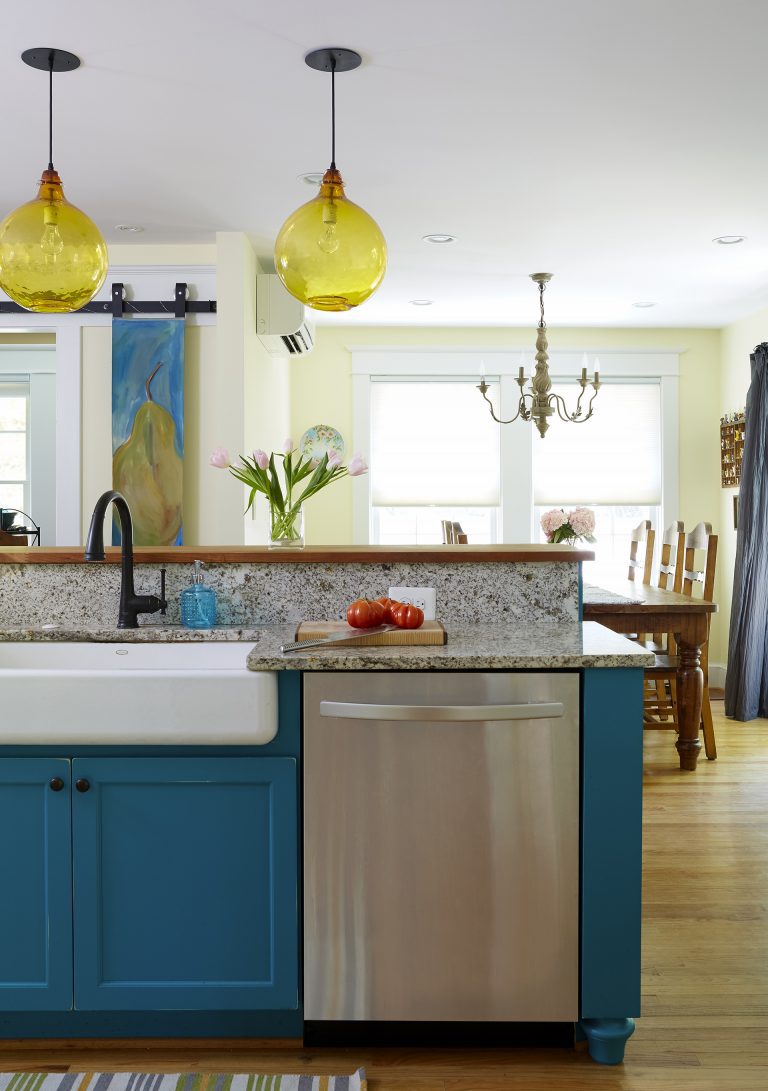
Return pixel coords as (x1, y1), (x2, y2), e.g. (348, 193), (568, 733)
(0, 544), (595, 565)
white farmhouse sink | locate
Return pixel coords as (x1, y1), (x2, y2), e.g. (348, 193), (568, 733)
(0, 641), (277, 746)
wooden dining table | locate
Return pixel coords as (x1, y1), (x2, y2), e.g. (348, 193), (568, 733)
(583, 581), (718, 771)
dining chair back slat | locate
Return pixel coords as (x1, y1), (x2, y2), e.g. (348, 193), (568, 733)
(628, 519), (655, 584)
(682, 522), (717, 602)
(657, 520), (685, 592)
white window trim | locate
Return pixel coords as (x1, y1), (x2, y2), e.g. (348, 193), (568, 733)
(352, 350), (679, 545)
(0, 377), (30, 513)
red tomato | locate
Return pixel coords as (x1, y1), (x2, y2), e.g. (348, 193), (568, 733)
(391, 602), (424, 629)
(375, 596), (402, 623)
(347, 598), (386, 628)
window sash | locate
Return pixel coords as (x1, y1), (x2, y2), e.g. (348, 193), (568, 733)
(370, 378), (501, 507)
(0, 381), (30, 511)
(533, 381), (662, 506)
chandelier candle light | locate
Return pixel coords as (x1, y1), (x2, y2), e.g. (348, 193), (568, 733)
(477, 273), (601, 438)
(274, 47), (387, 312)
(0, 48), (108, 313)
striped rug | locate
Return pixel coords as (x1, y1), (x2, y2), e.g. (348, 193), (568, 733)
(0, 1076), (365, 1091)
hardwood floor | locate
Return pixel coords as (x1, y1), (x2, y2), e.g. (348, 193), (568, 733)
(2, 702), (767, 1089)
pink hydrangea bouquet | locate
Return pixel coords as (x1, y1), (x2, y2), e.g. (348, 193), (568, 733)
(540, 506), (596, 545)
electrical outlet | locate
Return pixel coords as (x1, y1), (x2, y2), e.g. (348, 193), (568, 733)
(388, 586), (437, 620)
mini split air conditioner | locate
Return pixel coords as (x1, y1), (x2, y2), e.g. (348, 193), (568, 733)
(256, 274), (315, 357)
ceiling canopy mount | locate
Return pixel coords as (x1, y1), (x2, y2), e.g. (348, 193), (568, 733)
(21, 48), (80, 73)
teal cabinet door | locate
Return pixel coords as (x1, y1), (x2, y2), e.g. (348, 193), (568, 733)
(0, 758), (73, 1010)
(72, 757), (298, 1011)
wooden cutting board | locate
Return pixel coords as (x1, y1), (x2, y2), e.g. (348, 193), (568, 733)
(295, 620), (447, 646)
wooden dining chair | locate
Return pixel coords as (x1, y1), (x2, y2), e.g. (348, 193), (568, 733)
(0, 528), (27, 545)
(441, 521), (468, 544)
(628, 519), (655, 584)
(643, 522), (718, 759)
(642, 521), (685, 720)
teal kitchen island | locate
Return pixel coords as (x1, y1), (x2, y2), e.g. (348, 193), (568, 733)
(0, 545), (652, 1066)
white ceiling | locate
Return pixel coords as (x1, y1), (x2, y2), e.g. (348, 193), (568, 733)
(3, 0), (768, 328)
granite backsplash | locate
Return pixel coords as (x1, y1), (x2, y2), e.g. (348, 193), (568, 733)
(0, 560), (581, 628)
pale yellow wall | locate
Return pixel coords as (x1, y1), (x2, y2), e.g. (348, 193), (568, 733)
(291, 324), (721, 538)
(718, 306), (767, 667)
(290, 323), (724, 650)
(214, 233), (292, 545)
(243, 337), (291, 544)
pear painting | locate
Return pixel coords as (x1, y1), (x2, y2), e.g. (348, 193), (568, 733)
(112, 320), (184, 546)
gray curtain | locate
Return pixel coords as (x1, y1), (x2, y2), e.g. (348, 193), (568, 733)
(725, 342), (768, 720)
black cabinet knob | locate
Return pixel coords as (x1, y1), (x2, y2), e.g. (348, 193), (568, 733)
(49, 777), (65, 792)
(75, 778), (91, 793)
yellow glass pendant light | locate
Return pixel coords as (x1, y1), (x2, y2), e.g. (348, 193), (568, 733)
(274, 48), (386, 312)
(0, 48), (108, 313)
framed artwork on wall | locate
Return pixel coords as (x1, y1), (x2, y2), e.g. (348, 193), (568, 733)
(112, 319), (184, 546)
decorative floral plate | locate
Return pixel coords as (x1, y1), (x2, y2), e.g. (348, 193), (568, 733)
(300, 424), (345, 463)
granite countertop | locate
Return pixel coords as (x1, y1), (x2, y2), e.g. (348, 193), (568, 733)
(246, 621), (654, 671)
(0, 619), (653, 669)
(0, 624), (266, 643)
(583, 582), (645, 605)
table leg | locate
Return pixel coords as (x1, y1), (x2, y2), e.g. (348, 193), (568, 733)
(674, 617), (709, 771)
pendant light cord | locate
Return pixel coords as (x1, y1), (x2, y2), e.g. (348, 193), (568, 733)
(539, 280), (546, 330)
(330, 56), (336, 170)
(47, 53), (54, 171)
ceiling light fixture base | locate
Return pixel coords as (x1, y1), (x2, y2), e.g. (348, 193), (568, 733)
(305, 48), (362, 73)
(21, 48), (80, 73)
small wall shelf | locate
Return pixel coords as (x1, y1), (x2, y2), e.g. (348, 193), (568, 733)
(720, 413), (745, 488)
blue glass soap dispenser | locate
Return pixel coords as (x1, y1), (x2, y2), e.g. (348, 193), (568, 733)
(180, 559), (217, 629)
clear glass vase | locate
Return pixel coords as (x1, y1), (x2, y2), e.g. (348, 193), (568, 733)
(268, 505), (304, 549)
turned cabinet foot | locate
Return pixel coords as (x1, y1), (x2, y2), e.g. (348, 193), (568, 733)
(579, 1017), (636, 1064)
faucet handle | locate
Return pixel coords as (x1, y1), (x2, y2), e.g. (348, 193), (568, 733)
(159, 568), (167, 615)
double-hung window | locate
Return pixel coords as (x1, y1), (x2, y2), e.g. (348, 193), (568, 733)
(533, 381), (663, 575)
(0, 379), (30, 514)
(369, 378), (502, 544)
(356, 352), (675, 553)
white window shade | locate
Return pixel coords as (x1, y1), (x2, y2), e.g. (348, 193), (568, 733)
(371, 380), (501, 506)
(533, 382), (662, 505)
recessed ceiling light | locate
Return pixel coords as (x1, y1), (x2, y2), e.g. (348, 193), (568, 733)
(713, 235), (746, 245)
(422, 233), (456, 244)
(115, 224), (144, 233)
(632, 301), (656, 308)
(297, 172), (324, 185)
(410, 298), (433, 306)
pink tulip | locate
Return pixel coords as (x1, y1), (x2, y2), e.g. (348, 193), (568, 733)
(209, 447), (230, 468)
(327, 451), (343, 468)
(282, 437), (294, 454)
(348, 454), (368, 477)
(253, 448), (269, 470)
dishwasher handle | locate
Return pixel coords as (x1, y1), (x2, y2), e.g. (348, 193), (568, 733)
(318, 700), (565, 722)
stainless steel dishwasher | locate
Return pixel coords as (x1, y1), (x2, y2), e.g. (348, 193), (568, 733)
(303, 671), (580, 1023)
